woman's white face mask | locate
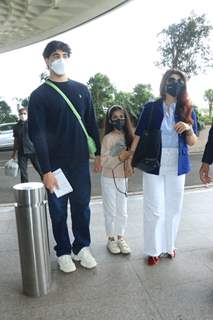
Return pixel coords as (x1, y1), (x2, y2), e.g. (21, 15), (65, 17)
(49, 58), (68, 76)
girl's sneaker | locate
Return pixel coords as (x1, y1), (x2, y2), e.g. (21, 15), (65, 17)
(107, 239), (121, 254)
(117, 239), (131, 254)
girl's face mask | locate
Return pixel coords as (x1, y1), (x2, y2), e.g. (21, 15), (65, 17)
(110, 109), (126, 130)
(111, 119), (125, 130)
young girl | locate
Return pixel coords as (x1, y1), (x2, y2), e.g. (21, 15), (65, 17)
(101, 105), (134, 254)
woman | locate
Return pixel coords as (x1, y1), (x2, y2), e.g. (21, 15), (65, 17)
(128, 69), (198, 266)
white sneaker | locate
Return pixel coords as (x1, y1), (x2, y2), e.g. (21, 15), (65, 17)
(57, 255), (76, 273)
(117, 239), (131, 254)
(107, 239), (121, 254)
(72, 247), (97, 269)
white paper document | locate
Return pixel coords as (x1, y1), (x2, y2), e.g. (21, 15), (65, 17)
(53, 168), (73, 198)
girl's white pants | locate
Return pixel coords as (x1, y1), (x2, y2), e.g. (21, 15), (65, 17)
(101, 176), (128, 237)
(143, 148), (185, 256)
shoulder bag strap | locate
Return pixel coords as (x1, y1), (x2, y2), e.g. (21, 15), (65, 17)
(45, 80), (90, 140)
(146, 103), (154, 130)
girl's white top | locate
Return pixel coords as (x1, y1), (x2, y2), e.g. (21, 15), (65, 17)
(101, 131), (126, 178)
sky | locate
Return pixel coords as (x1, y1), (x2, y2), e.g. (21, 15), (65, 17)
(0, 0), (213, 114)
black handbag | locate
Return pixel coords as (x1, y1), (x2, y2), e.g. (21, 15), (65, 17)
(132, 104), (161, 173)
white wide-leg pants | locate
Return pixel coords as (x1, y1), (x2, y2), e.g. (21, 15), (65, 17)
(143, 148), (185, 256)
(101, 176), (128, 237)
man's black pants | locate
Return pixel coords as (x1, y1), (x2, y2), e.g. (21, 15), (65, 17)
(17, 153), (42, 183)
(47, 162), (91, 257)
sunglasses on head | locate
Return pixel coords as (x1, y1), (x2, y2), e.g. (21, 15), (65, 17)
(167, 77), (185, 85)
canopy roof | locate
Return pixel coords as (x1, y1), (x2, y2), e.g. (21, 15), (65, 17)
(0, 0), (128, 54)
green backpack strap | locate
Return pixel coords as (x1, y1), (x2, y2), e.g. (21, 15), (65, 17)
(45, 80), (97, 157)
(45, 80), (90, 140)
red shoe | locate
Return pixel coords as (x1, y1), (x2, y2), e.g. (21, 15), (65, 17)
(147, 256), (160, 266)
(168, 250), (176, 259)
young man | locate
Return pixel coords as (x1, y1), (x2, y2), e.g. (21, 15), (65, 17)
(12, 106), (42, 182)
(28, 40), (101, 273)
(199, 125), (213, 184)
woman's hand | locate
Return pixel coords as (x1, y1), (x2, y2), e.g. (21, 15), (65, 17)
(43, 171), (59, 193)
(175, 121), (197, 146)
(175, 121), (192, 134)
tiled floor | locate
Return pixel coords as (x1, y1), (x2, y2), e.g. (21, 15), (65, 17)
(1, 188), (213, 320)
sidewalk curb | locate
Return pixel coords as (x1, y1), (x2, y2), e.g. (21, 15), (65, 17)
(1, 184), (213, 208)
(189, 151), (203, 155)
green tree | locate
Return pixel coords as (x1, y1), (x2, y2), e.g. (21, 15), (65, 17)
(40, 71), (48, 82)
(87, 73), (116, 125)
(114, 91), (135, 119)
(21, 97), (30, 108)
(130, 84), (154, 120)
(204, 89), (213, 118)
(13, 97), (30, 112)
(156, 14), (213, 78)
(0, 98), (18, 123)
(193, 105), (205, 134)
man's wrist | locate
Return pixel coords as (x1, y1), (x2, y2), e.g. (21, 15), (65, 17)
(202, 162), (210, 167)
(43, 171), (52, 177)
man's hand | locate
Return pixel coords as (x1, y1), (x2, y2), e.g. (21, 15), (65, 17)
(93, 156), (102, 173)
(43, 171), (59, 193)
(11, 149), (17, 160)
(199, 163), (211, 185)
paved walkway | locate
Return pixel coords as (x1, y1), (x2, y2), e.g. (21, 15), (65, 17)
(189, 125), (210, 154)
(1, 187), (213, 320)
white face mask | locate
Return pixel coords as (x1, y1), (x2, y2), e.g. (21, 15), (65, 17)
(20, 114), (27, 121)
(49, 58), (68, 76)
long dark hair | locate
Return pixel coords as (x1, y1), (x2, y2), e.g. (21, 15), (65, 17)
(104, 105), (134, 148)
(160, 69), (193, 124)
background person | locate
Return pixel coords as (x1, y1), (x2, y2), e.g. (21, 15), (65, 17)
(101, 105), (134, 255)
(28, 40), (101, 273)
(199, 125), (213, 184)
(128, 69), (198, 266)
(12, 107), (42, 182)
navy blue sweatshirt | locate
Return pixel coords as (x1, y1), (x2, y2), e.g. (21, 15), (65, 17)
(202, 124), (213, 165)
(28, 79), (101, 174)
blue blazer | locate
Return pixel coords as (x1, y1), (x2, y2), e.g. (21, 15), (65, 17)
(135, 98), (198, 175)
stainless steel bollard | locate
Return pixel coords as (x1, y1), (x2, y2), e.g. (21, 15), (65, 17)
(13, 182), (51, 297)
